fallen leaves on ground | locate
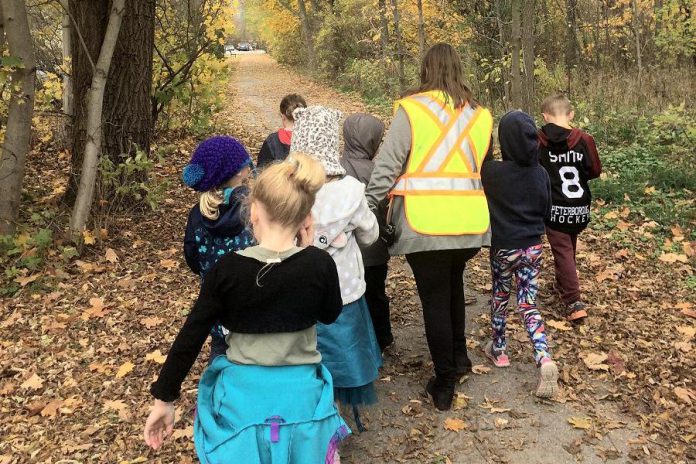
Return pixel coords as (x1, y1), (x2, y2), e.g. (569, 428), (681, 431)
(443, 417), (467, 432)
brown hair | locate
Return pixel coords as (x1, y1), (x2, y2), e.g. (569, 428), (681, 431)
(541, 92), (572, 116)
(280, 94), (307, 121)
(416, 43), (472, 109)
(250, 153), (325, 228)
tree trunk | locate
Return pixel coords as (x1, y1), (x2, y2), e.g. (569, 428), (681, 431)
(416, 0), (425, 60)
(495, 0), (509, 108)
(521, 0), (535, 113)
(565, 0), (579, 93)
(390, 0), (405, 91)
(69, 0), (125, 236)
(61, 0), (73, 146)
(103, 0), (154, 163)
(66, 0), (154, 204)
(631, 0), (643, 92)
(377, 0), (390, 60)
(297, 0), (316, 68)
(510, 0), (522, 109)
(0, 0), (36, 235)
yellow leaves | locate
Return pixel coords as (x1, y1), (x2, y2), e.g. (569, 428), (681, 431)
(568, 416), (593, 430)
(40, 399), (64, 418)
(159, 258), (178, 269)
(140, 316), (163, 328)
(82, 230), (96, 245)
(443, 417), (467, 432)
(14, 273), (39, 287)
(658, 252), (689, 263)
(81, 297), (108, 320)
(104, 399), (131, 421)
(145, 349), (166, 364)
(21, 373), (44, 390)
(673, 387), (696, 405)
(105, 248), (119, 263)
(582, 352), (609, 371)
(494, 417), (509, 429)
(546, 319), (572, 331)
(115, 361), (135, 378)
(471, 364), (491, 374)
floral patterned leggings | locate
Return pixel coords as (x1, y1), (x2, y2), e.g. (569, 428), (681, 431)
(490, 244), (551, 365)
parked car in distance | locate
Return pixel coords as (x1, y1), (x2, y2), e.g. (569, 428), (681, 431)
(224, 44), (236, 56)
(237, 42), (252, 52)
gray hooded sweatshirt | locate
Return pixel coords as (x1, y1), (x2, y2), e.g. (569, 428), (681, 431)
(340, 114), (389, 267)
(366, 107), (492, 255)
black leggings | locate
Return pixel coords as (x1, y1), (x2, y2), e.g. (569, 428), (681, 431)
(406, 248), (479, 385)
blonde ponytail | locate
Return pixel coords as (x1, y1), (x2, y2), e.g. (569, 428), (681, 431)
(250, 153), (325, 227)
(200, 189), (224, 220)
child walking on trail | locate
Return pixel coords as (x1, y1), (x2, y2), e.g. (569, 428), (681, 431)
(537, 93), (602, 323)
(340, 113), (394, 352)
(290, 106), (382, 430)
(257, 93), (307, 168)
(145, 153), (351, 463)
(481, 111), (559, 398)
(182, 136), (256, 361)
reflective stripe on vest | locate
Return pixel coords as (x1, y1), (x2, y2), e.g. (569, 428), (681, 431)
(391, 91), (493, 236)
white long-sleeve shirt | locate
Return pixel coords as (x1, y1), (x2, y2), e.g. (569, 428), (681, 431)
(312, 176), (379, 304)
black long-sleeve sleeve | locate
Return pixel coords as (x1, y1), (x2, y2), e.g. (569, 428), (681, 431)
(150, 266), (223, 402)
(319, 258), (342, 325)
(183, 208), (201, 276)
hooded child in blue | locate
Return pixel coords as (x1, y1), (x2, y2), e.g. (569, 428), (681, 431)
(480, 111), (559, 399)
(182, 136), (256, 361)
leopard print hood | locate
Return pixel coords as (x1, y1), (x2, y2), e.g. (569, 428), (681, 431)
(289, 106), (346, 177)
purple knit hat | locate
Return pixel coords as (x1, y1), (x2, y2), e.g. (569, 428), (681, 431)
(182, 136), (251, 192)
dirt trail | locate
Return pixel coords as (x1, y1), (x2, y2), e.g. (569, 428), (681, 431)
(226, 54), (643, 463)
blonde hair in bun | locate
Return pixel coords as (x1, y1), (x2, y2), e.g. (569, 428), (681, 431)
(250, 153), (325, 228)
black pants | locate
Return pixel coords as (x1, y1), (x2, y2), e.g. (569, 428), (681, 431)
(406, 248), (479, 385)
(364, 264), (393, 351)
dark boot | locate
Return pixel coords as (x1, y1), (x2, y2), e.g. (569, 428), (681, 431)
(426, 376), (455, 411)
(454, 343), (472, 378)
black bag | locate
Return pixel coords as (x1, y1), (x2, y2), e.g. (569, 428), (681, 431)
(377, 198), (396, 247)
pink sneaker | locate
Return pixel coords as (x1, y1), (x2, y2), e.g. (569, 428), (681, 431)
(484, 341), (510, 368)
(536, 358), (559, 398)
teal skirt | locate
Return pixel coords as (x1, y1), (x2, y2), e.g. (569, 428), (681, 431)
(317, 296), (383, 407)
(194, 357), (350, 463)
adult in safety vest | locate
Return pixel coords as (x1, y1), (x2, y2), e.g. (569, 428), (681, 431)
(366, 43), (493, 411)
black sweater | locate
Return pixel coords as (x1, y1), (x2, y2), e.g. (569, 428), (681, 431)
(482, 111), (551, 250)
(150, 246), (342, 401)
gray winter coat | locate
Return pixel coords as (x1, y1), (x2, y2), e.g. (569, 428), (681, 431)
(340, 114), (390, 267)
(365, 107), (492, 256)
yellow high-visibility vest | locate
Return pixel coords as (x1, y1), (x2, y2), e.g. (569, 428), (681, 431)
(391, 91), (493, 236)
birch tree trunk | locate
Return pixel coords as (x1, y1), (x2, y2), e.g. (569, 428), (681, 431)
(0, 0), (36, 235)
(60, 0), (73, 146)
(495, 0), (510, 108)
(69, 0), (125, 236)
(631, 0), (643, 92)
(510, 0), (522, 109)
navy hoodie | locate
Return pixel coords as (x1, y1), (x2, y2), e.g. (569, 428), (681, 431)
(481, 111), (551, 250)
(183, 186), (255, 278)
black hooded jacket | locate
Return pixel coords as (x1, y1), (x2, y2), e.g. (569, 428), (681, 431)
(481, 111), (551, 250)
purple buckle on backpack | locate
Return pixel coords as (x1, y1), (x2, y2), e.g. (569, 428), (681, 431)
(265, 416), (285, 443)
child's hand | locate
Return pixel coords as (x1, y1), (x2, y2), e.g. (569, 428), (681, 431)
(144, 400), (175, 450)
(297, 215), (315, 247)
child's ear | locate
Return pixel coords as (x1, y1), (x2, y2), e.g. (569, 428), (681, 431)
(302, 213), (313, 228)
(541, 112), (550, 123)
(568, 110), (575, 121)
